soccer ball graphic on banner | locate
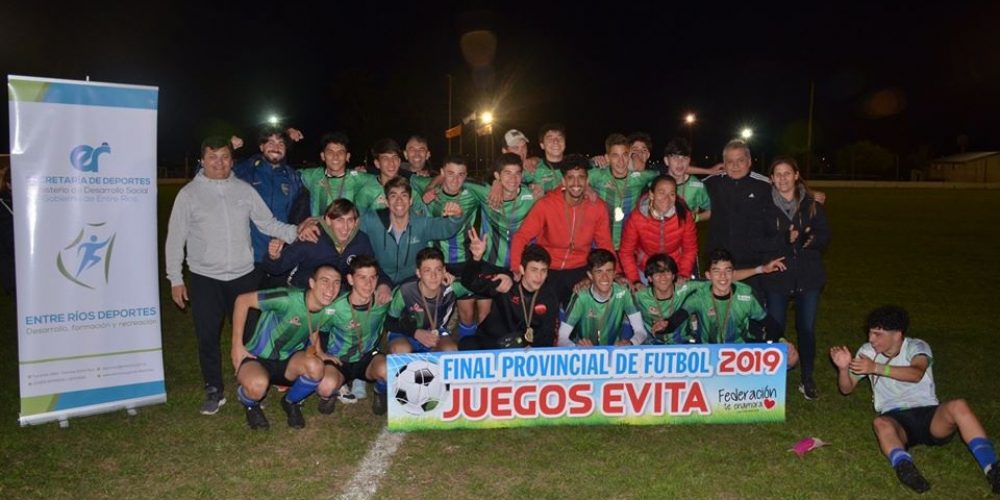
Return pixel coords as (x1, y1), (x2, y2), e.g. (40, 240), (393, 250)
(394, 360), (449, 415)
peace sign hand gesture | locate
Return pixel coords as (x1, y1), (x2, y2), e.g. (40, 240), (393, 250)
(467, 227), (487, 262)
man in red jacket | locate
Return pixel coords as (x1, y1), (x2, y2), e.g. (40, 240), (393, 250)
(511, 154), (614, 307)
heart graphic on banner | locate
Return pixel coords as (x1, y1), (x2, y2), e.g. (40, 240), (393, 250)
(763, 398), (776, 409)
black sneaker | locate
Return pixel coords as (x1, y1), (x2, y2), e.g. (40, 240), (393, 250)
(988, 462), (1000, 494)
(798, 379), (819, 401)
(200, 386), (227, 415)
(372, 389), (388, 416)
(894, 460), (930, 493)
(282, 397), (306, 429)
(245, 405), (269, 430)
(318, 397), (337, 415)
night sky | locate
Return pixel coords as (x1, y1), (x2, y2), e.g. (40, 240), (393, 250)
(3, 1), (998, 172)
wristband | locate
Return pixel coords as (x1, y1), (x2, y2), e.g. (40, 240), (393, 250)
(882, 364), (891, 377)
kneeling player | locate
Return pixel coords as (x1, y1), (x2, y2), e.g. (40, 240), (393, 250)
(679, 249), (799, 367)
(314, 256), (393, 415)
(459, 229), (559, 349)
(386, 247), (468, 353)
(830, 305), (1000, 494)
(230, 266), (340, 430)
(557, 249), (649, 347)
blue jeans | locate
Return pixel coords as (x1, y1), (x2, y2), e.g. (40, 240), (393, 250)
(766, 289), (821, 382)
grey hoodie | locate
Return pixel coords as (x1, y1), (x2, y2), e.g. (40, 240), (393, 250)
(165, 170), (297, 285)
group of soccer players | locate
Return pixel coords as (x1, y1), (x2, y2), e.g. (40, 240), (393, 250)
(166, 124), (999, 495)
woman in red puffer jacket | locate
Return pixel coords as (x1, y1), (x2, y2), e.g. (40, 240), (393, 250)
(619, 175), (697, 288)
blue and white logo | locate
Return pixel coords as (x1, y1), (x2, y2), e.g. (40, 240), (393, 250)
(69, 142), (111, 172)
(56, 223), (117, 289)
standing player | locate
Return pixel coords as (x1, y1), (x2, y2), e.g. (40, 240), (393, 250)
(473, 153), (540, 269)
(830, 306), (1000, 494)
(556, 249), (648, 347)
(298, 132), (369, 218)
(588, 133), (659, 249)
(663, 137), (712, 223)
(229, 265), (340, 430)
(403, 135), (434, 177)
(511, 154), (614, 308)
(313, 256), (393, 416)
(385, 248), (469, 354)
(523, 123), (567, 193)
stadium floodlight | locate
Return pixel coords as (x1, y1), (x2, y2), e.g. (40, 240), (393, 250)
(480, 111), (494, 125)
(685, 113), (696, 125)
(740, 127), (753, 140)
(267, 115), (279, 126)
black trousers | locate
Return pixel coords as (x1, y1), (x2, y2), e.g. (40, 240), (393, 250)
(188, 270), (260, 391)
(546, 267), (588, 310)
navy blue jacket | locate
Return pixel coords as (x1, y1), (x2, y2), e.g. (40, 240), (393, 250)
(754, 192), (830, 293)
(259, 227), (390, 290)
(234, 154), (304, 262)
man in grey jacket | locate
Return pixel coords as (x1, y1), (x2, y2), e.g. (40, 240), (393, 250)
(165, 136), (316, 415)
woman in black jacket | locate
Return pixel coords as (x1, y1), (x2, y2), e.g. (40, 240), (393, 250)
(757, 157), (830, 400)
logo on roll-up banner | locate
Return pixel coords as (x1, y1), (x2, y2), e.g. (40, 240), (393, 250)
(56, 222), (116, 289)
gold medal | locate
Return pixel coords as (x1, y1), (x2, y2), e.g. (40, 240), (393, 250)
(524, 327), (534, 343)
(614, 206), (625, 221)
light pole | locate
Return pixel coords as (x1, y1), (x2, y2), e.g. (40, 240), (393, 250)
(684, 113), (696, 154)
(481, 110), (494, 173)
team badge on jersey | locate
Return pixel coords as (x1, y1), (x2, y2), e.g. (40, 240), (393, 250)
(289, 316), (302, 326)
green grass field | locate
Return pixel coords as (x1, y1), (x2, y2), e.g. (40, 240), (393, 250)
(1, 187), (998, 498)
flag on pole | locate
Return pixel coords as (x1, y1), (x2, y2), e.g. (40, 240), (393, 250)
(445, 124), (462, 139)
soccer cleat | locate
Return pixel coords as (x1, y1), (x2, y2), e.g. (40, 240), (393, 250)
(245, 405), (269, 430)
(281, 397), (306, 429)
(988, 462), (1000, 494)
(338, 384), (358, 404)
(317, 397), (337, 415)
(352, 379), (368, 400)
(200, 387), (227, 415)
(798, 379), (819, 401)
(894, 460), (930, 493)
(372, 389), (388, 416)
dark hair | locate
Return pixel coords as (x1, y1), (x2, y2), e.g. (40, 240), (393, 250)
(257, 126), (287, 146)
(587, 248), (617, 271)
(372, 138), (402, 157)
(865, 306), (910, 335)
(769, 156), (817, 217)
(416, 247), (445, 268)
(348, 254), (379, 275)
(200, 136), (233, 157)
(538, 123), (566, 143)
(560, 154), (591, 175)
(522, 244), (551, 267)
(320, 132), (350, 150)
(441, 154), (469, 170)
(663, 137), (691, 157)
(708, 248), (734, 267)
(312, 264), (340, 279)
(628, 132), (652, 150)
(324, 198), (358, 219)
(405, 135), (429, 147)
(644, 253), (678, 278)
(648, 175), (689, 223)
(494, 152), (523, 174)
(604, 133), (629, 153)
(383, 176), (412, 197)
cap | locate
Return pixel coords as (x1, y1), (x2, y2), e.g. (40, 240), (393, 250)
(504, 129), (529, 147)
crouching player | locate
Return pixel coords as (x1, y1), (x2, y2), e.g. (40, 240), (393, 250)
(633, 254), (696, 344)
(557, 249), (649, 347)
(313, 256), (393, 415)
(830, 305), (1000, 494)
(679, 249), (798, 367)
(230, 266), (340, 430)
(459, 229), (559, 349)
(386, 247), (468, 353)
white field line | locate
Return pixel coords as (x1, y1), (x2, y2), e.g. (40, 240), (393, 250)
(336, 427), (406, 500)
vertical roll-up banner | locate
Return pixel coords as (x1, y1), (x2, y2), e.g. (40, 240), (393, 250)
(8, 75), (166, 426)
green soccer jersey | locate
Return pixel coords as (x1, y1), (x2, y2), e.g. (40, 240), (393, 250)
(680, 281), (766, 344)
(413, 178), (482, 264)
(523, 159), (563, 193)
(387, 281), (471, 335)
(244, 288), (337, 361)
(562, 283), (639, 345)
(353, 174), (429, 216)
(588, 168), (658, 248)
(322, 293), (390, 363)
(676, 175), (711, 214)
(467, 184), (539, 268)
(634, 282), (696, 344)
(299, 168), (371, 217)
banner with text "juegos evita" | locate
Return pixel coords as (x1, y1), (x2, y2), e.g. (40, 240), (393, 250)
(8, 75), (165, 426)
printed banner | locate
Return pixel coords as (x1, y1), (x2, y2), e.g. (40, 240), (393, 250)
(8, 75), (165, 426)
(387, 344), (787, 431)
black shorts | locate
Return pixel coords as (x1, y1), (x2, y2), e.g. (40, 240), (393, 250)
(325, 351), (379, 383)
(446, 262), (489, 300)
(241, 357), (294, 386)
(882, 405), (956, 448)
